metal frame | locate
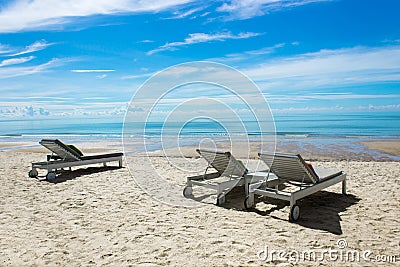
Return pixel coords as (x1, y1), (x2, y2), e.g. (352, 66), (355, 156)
(31, 156), (123, 173)
(245, 152), (346, 221)
(29, 139), (123, 180)
(184, 149), (248, 205)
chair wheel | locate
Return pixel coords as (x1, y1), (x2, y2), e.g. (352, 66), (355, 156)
(289, 205), (300, 222)
(46, 172), (56, 180)
(28, 169), (38, 178)
(183, 186), (193, 197)
(244, 195), (253, 210)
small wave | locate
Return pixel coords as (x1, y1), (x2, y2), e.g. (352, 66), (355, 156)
(283, 134), (310, 138)
(0, 134), (22, 137)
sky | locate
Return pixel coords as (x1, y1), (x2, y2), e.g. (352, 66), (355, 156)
(0, 0), (399, 120)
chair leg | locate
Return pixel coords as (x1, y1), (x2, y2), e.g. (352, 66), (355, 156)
(216, 193), (225, 205)
(290, 197), (296, 211)
(342, 179), (347, 195)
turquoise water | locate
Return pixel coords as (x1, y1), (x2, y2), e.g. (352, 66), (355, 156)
(1, 112), (399, 138)
(1, 112), (399, 160)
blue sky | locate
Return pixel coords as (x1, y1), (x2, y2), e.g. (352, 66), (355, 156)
(0, 0), (399, 119)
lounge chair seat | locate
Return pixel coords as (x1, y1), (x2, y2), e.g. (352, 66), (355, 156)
(244, 152), (346, 221)
(183, 149), (248, 205)
(28, 139), (123, 180)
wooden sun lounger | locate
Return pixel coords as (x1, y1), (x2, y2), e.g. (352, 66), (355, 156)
(28, 139), (123, 180)
(244, 152), (346, 221)
(183, 149), (248, 205)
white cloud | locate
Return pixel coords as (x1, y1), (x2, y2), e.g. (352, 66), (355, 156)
(0, 56), (35, 67)
(245, 45), (400, 90)
(0, 0), (193, 33)
(217, 0), (332, 20)
(96, 74), (108, 79)
(8, 40), (54, 56)
(147, 31), (262, 55)
(166, 6), (205, 19)
(364, 104), (400, 111)
(0, 101), (131, 118)
(0, 43), (15, 54)
(138, 40), (154, 43)
(267, 93), (400, 103)
(0, 0), (335, 33)
(0, 58), (64, 79)
(245, 43), (286, 55)
(121, 72), (154, 80)
(209, 43), (286, 63)
(272, 103), (400, 113)
(0, 105), (50, 117)
(71, 69), (115, 73)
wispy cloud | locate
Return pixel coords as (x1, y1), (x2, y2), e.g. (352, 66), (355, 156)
(0, 0), (193, 33)
(138, 40), (154, 43)
(272, 103), (400, 113)
(0, 56), (35, 67)
(96, 74), (108, 79)
(217, 0), (332, 20)
(121, 72), (155, 80)
(0, 43), (15, 55)
(165, 6), (205, 19)
(0, 58), (65, 79)
(0, 0), (335, 33)
(245, 43), (286, 55)
(209, 43), (286, 63)
(71, 69), (115, 73)
(267, 93), (400, 103)
(245, 45), (400, 90)
(8, 40), (54, 56)
(147, 31), (262, 55)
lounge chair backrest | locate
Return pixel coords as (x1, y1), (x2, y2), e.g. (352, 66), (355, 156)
(258, 152), (318, 184)
(40, 139), (81, 161)
(196, 149), (248, 177)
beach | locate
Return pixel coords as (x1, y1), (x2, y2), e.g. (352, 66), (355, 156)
(0, 141), (399, 266)
(1, 0), (400, 265)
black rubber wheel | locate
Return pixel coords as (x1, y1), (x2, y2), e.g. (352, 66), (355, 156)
(183, 186), (193, 197)
(289, 205), (300, 222)
(244, 195), (251, 210)
(28, 169), (38, 178)
(46, 172), (56, 180)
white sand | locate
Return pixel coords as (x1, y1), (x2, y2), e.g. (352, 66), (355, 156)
(0, 149), (399, 266)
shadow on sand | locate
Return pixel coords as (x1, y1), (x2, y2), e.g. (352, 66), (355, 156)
(39, 166), (123, 184)
(219, 187), (361, 235)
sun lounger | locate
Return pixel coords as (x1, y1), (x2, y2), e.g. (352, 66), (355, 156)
(244, 152), (346, 221)
(183, 149), (248, 205)
(28, 139), (123, 180)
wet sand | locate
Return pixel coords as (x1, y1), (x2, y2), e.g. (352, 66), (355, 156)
(359, 140), (400, 156)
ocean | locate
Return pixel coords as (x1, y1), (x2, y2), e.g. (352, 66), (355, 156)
(1, 112), (399, 160)
(1, 112), (399, 139)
